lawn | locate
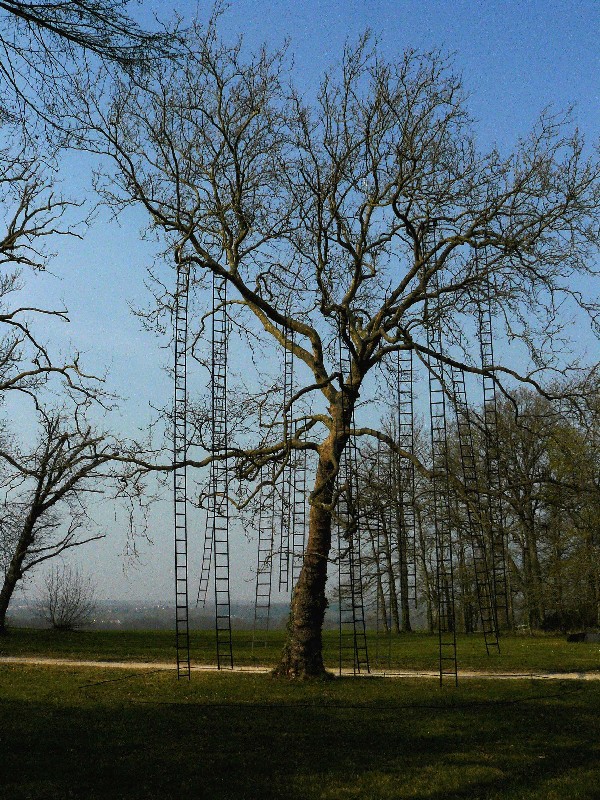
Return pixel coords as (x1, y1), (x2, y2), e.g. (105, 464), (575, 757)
(1, 664), (599, 799)
(2, 626), (600, 675)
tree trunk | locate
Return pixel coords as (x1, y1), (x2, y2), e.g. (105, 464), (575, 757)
(457, 538), (475, 634)
(381, 512), (400, 634)
(526, 528), (545, 629)
(505, 553), (517, 631)
(0, 514), (36, 634)
(416, 504), (435, 631)
(366, 521), (389, 635)
(393, 501), (412, 633)
(521, 541), (534, 629)
(398, 536), (412, 632)
(0, 570), (18, 634)
(274, 449), (337, 678)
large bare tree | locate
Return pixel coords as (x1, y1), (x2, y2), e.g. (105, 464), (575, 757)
(76, 24), (600, 677)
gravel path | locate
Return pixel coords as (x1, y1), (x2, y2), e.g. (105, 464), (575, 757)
(2, 656), (600, 680)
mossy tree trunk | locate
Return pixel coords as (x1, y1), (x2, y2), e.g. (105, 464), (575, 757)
(274, 418), (348, 678)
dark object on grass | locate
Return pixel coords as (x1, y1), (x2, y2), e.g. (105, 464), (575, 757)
(567, 631), (600, 643)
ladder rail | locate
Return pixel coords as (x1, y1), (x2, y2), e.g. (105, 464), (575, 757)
(477, 250), (510, 629)
(396, 347), (418, 609)
(278, 326), (295, 592)
(291, 427), (308, 591)
(337, 335), (370, 676)
(252, 463), (276, 647)
(425, 248), (458, 686)
(374, 442), (393, 669)
(173, 261), (191, 680)
(211, 274), (233, 669)
(450, 366), (499, 653)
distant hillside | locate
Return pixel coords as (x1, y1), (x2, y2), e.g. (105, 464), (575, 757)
(8, 598), (428, 631)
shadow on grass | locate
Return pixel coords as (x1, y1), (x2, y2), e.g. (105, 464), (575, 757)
(1, 676), (599, 799)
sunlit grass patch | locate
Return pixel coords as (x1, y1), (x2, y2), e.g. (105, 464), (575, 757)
(2, 627), (600, 676)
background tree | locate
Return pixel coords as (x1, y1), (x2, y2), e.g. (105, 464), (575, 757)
(491, 388), (600, 631)
(76, 24), (600, 676)
(0, 405), (118, 633)
(356, 444), (402, 635)
(354, 422), (426, 635)
(357, 384), (600, 635)
(0, 3), (173, 633)
(36, 563), (97, 631)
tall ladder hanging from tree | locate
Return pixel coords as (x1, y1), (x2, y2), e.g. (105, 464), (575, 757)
(210, 274), (233, 669)
(449, 365), (500, 653)
(252, 460), (276, 648)
(337, 334), (370, 676)
(425, 226), (458, 686)
(396, 347), (418, 611)
(477, 247), (510, 630)
(173, 258), (191, 679)
(196, 273), (233, 669)
(278, 323), (295, 592)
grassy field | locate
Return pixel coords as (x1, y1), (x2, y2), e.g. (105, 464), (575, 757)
(1, 663), (599, 799)
(2, 626), (600, 674)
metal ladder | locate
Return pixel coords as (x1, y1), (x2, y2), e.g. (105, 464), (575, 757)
(252, 463), (275, 647)
(426, 296), (458, 686)
(173, 261), (191, 679)
(211, 275), (233, 669)
(196, 274), (233, 667)
(374, 441), (393, 669)
(396, 347), (418, 607)
(290, 430), (307, 591)
(337, 338), (370, 676)
(450, 366), (499, 653)
(278, 333), (295, 592)
(477, 255), (509, 629)
(196, 516), (213, 607)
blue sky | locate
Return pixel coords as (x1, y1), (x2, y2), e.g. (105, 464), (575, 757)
(15, 0), (600, 607)
(186, 0), (600, 144)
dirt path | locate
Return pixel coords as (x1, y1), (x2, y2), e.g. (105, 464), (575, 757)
(2, 655), (600, 680)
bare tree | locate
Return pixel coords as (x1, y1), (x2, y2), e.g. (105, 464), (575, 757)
(36, 563), (97, 631)
(0, 5), (166, 634)
(76, 23), (600, 676)
(0, 134), (108, 400)
(0, 406), (117, 633)
(0, 95), (133, 638)
(0, 0), (176, 128)
(0, 1), (169, 64)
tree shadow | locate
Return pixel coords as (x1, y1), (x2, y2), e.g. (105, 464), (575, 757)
(1, 682), (599, 799)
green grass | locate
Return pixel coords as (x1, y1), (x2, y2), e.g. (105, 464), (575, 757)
(1, 664), (599, 799)
(2, 627), (600, 674)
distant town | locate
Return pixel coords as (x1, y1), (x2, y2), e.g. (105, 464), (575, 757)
(8, 600), (294, 631)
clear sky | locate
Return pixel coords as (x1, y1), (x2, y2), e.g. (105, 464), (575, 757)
(15, 0), (600, 608)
